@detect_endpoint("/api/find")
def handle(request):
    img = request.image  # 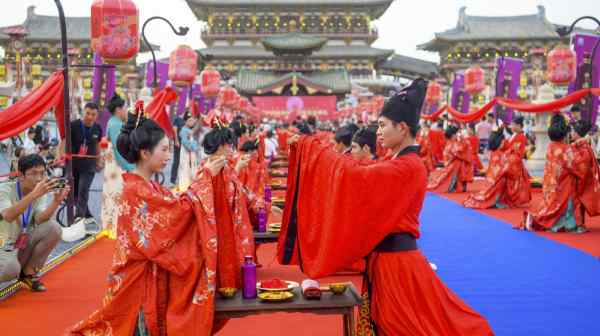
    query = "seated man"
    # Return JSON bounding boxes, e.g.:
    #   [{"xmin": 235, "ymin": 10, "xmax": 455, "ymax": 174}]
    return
[
  {"xmin": 0, "ymin": 154, "xmax": 68, "ymax": 291},
  {"xmin": 427, "ymin": 126, "xmax": 474, "ymax": 193}
]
